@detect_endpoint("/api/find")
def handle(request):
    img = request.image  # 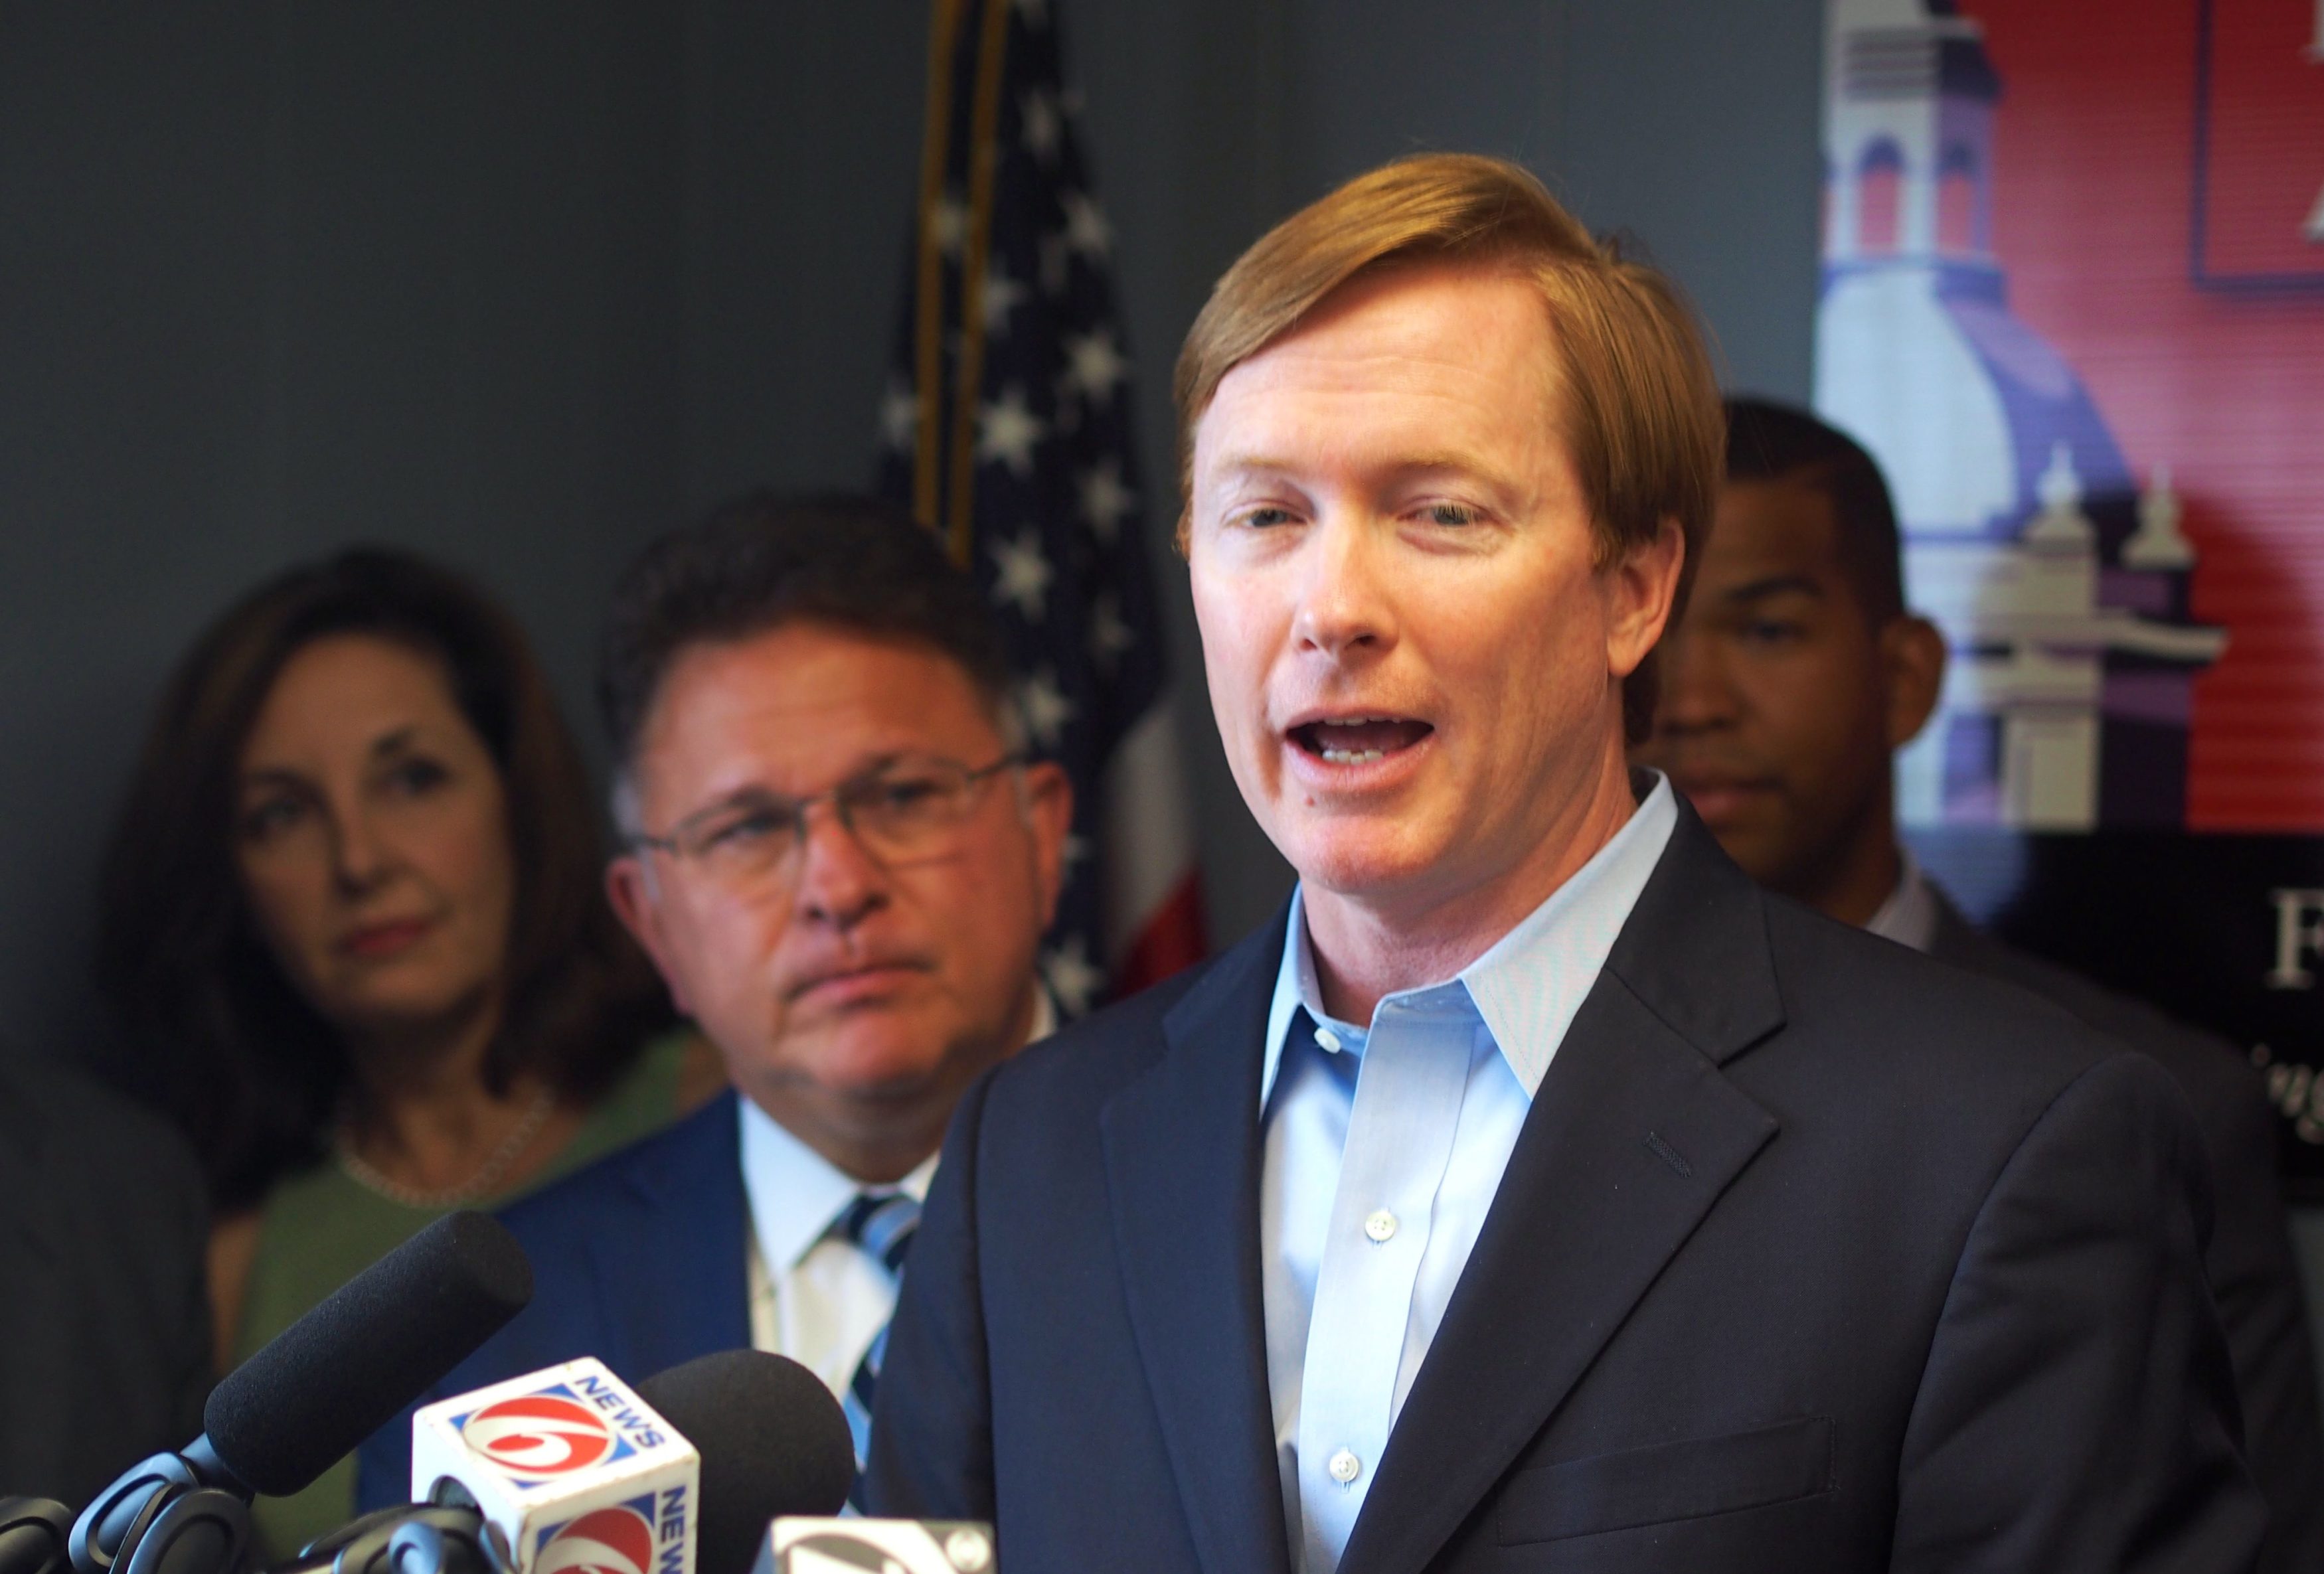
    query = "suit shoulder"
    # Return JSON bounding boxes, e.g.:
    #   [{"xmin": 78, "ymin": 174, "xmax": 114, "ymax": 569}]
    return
[
  {"xmin": 1933, "ymin": 928, "xmax": 2274, "ymax": 1168},
  {"xmin": 988, "ymin": 959, "xmax": 1213, "ymax": 1107},
  {"xmin": 495, "ymin": 1091, "xmax": 736, "ymax": 1245},
  {"xmin": 1756, "ymin": 894, "xmax": 2126, "ymax": 1092}
]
